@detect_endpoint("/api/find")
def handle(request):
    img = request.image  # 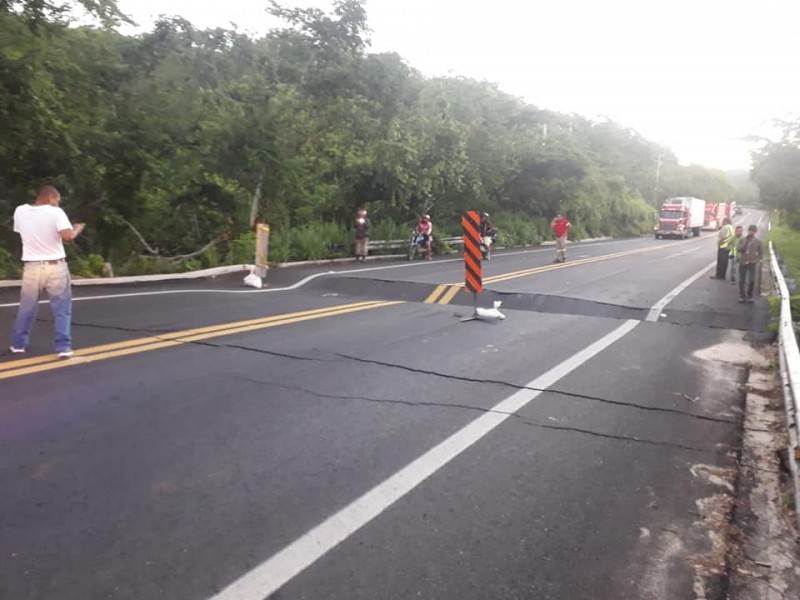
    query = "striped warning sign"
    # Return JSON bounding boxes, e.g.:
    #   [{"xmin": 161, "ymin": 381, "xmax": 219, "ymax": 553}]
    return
[{"xmin": 462, "ymin": 211, "xmax": 483, "ymax": 293}]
